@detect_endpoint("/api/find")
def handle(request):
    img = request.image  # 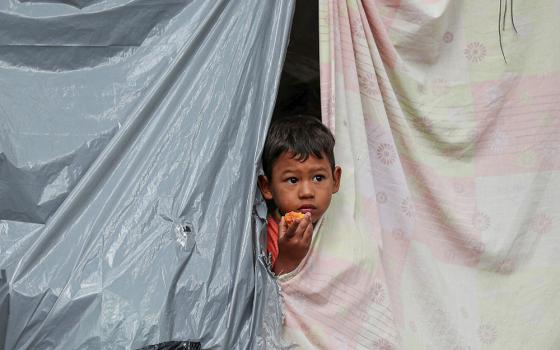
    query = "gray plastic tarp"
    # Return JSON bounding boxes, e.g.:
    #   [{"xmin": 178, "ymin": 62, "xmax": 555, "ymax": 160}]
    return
[{"xmin": 0, "ymin": 0, "xmax": 294, "ymax": 348}]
